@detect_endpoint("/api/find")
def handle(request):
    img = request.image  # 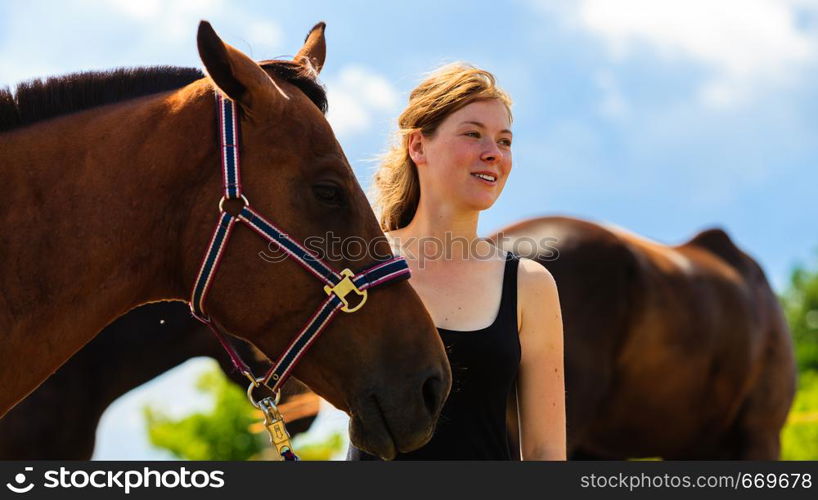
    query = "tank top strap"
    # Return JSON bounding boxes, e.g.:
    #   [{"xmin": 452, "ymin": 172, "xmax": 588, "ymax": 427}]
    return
[{"xmin": 496, "ymin": 252, "xmax": 520, "ymax": 331}]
